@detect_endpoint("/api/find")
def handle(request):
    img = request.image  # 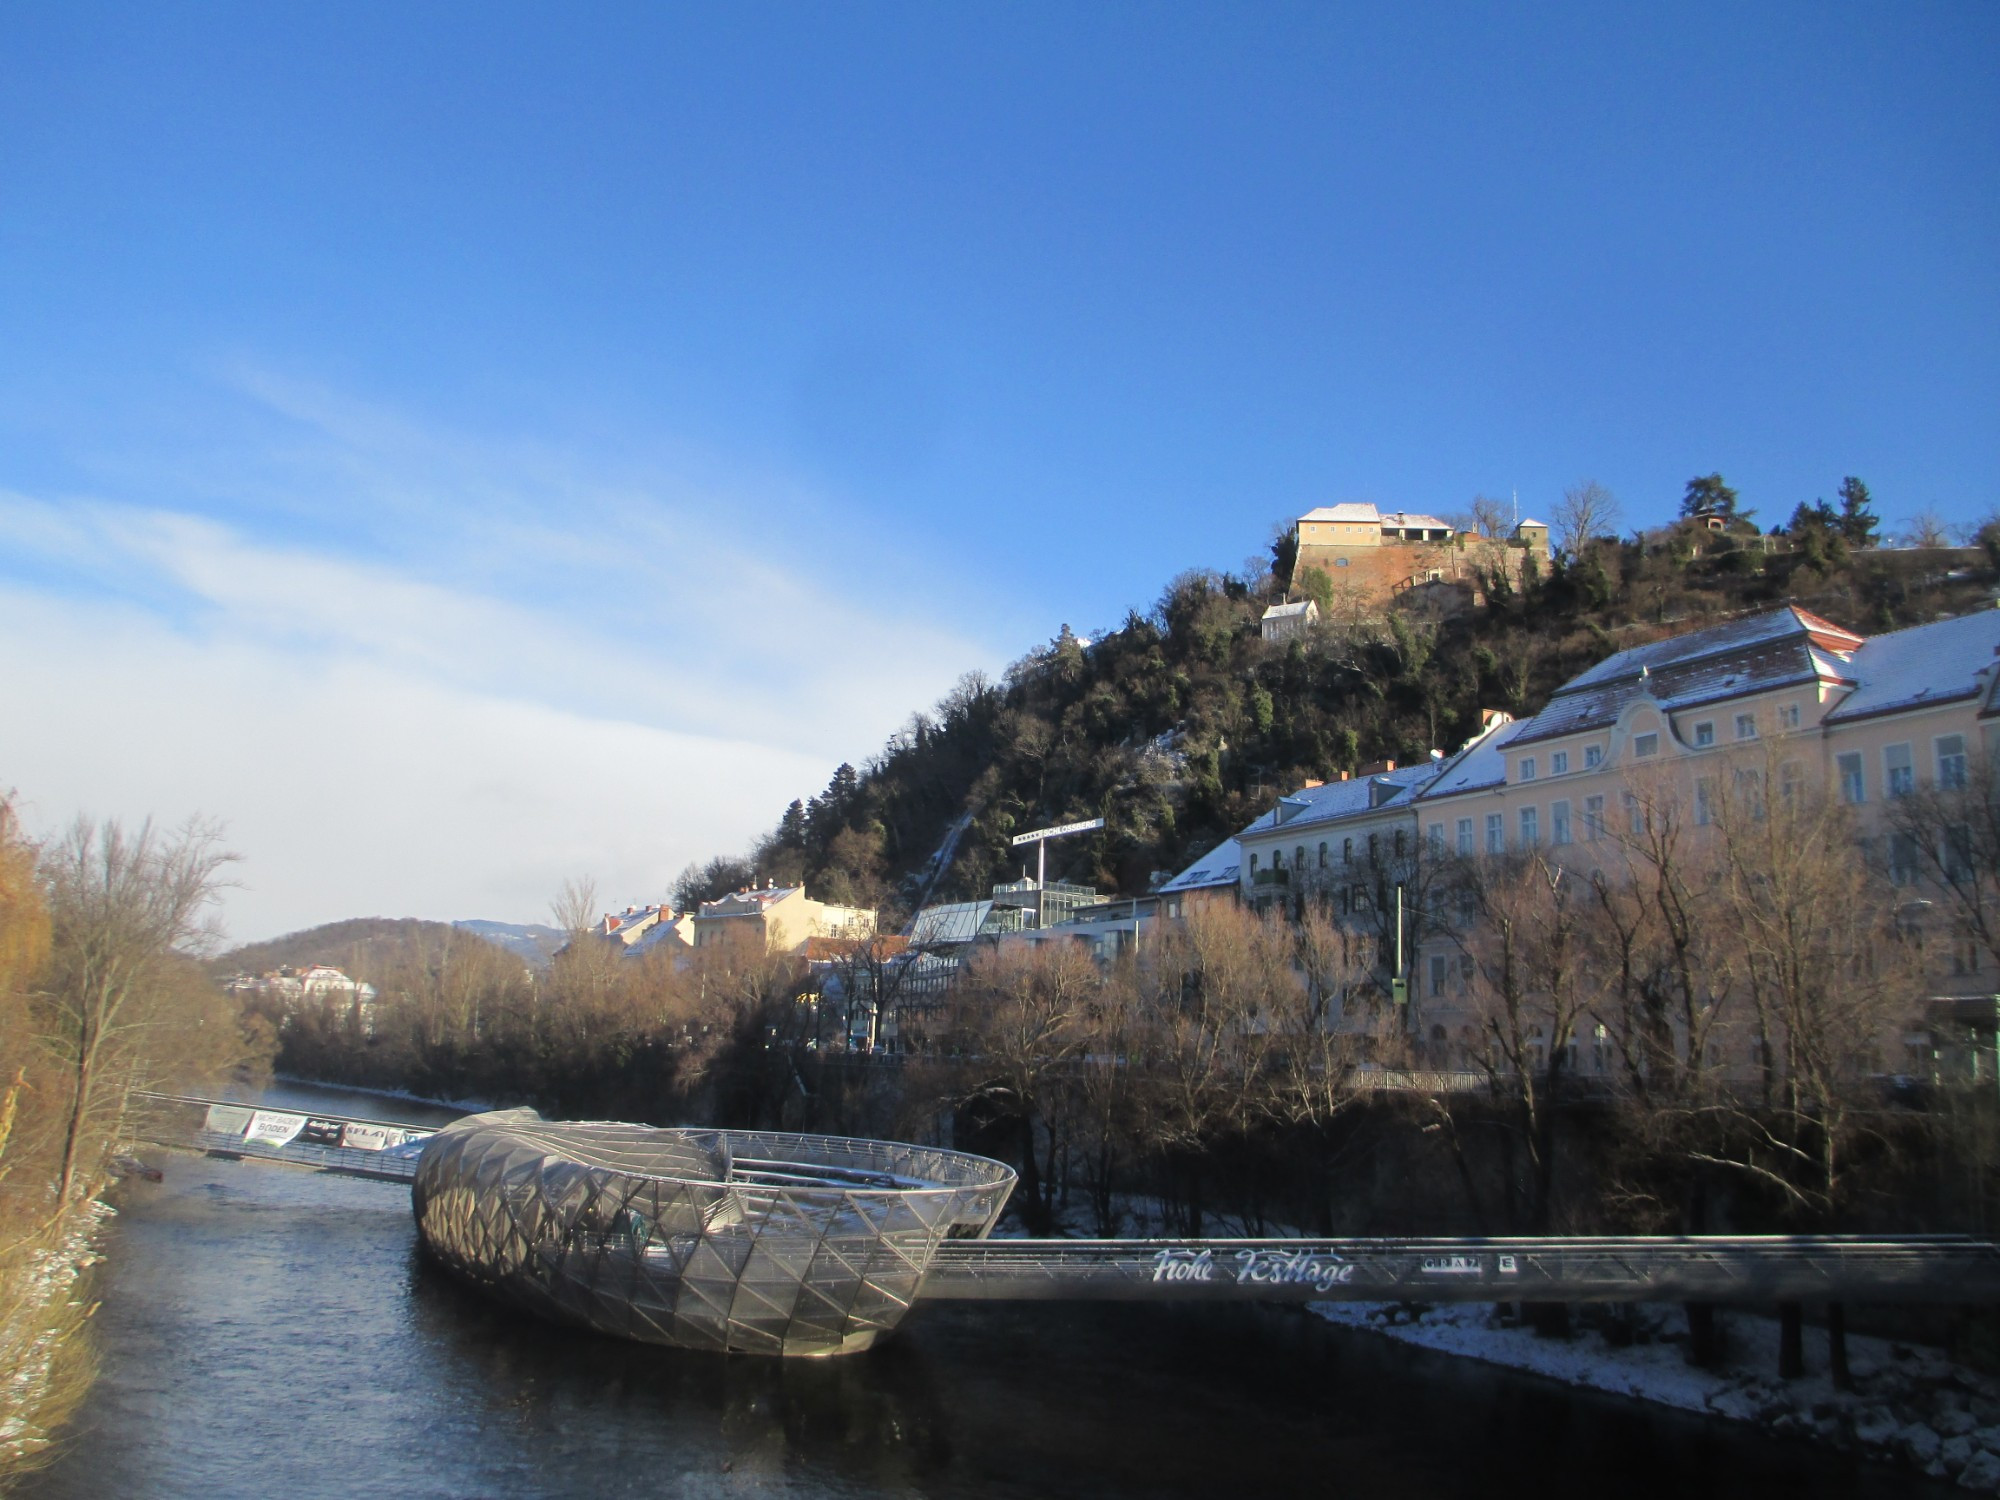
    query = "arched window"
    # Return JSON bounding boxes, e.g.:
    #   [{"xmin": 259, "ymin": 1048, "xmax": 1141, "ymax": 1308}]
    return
[
  {"xmin": 1274, "ymin": 848, "xmax": 1285, "ymax": 869},
  {"xmin": 1249, "ymin": 853, "xmax": 1259, "ymax": 872},
  {"xmin": 1343, "ymin": 837, "xmax": 1353, "ymax": 864},
  {"xmin": 1295, "ymin": 845, "xmax": 1306, "ymax": 872},
  {"xmin": 1318, "ymin": 843, "xmax": 1328, "ymax": 868}
]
